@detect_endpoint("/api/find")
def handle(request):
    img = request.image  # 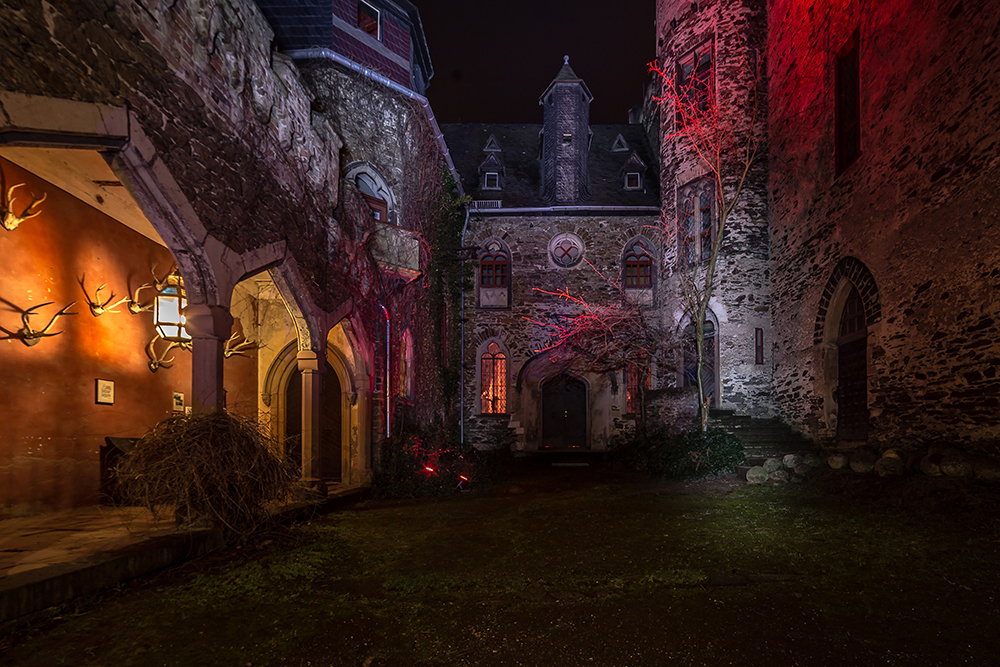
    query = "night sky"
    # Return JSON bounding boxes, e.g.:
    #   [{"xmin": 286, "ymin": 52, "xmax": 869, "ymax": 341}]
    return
[{"xmin": 416, "ymin": 0, "xmax": 658, "ymax": 125}]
